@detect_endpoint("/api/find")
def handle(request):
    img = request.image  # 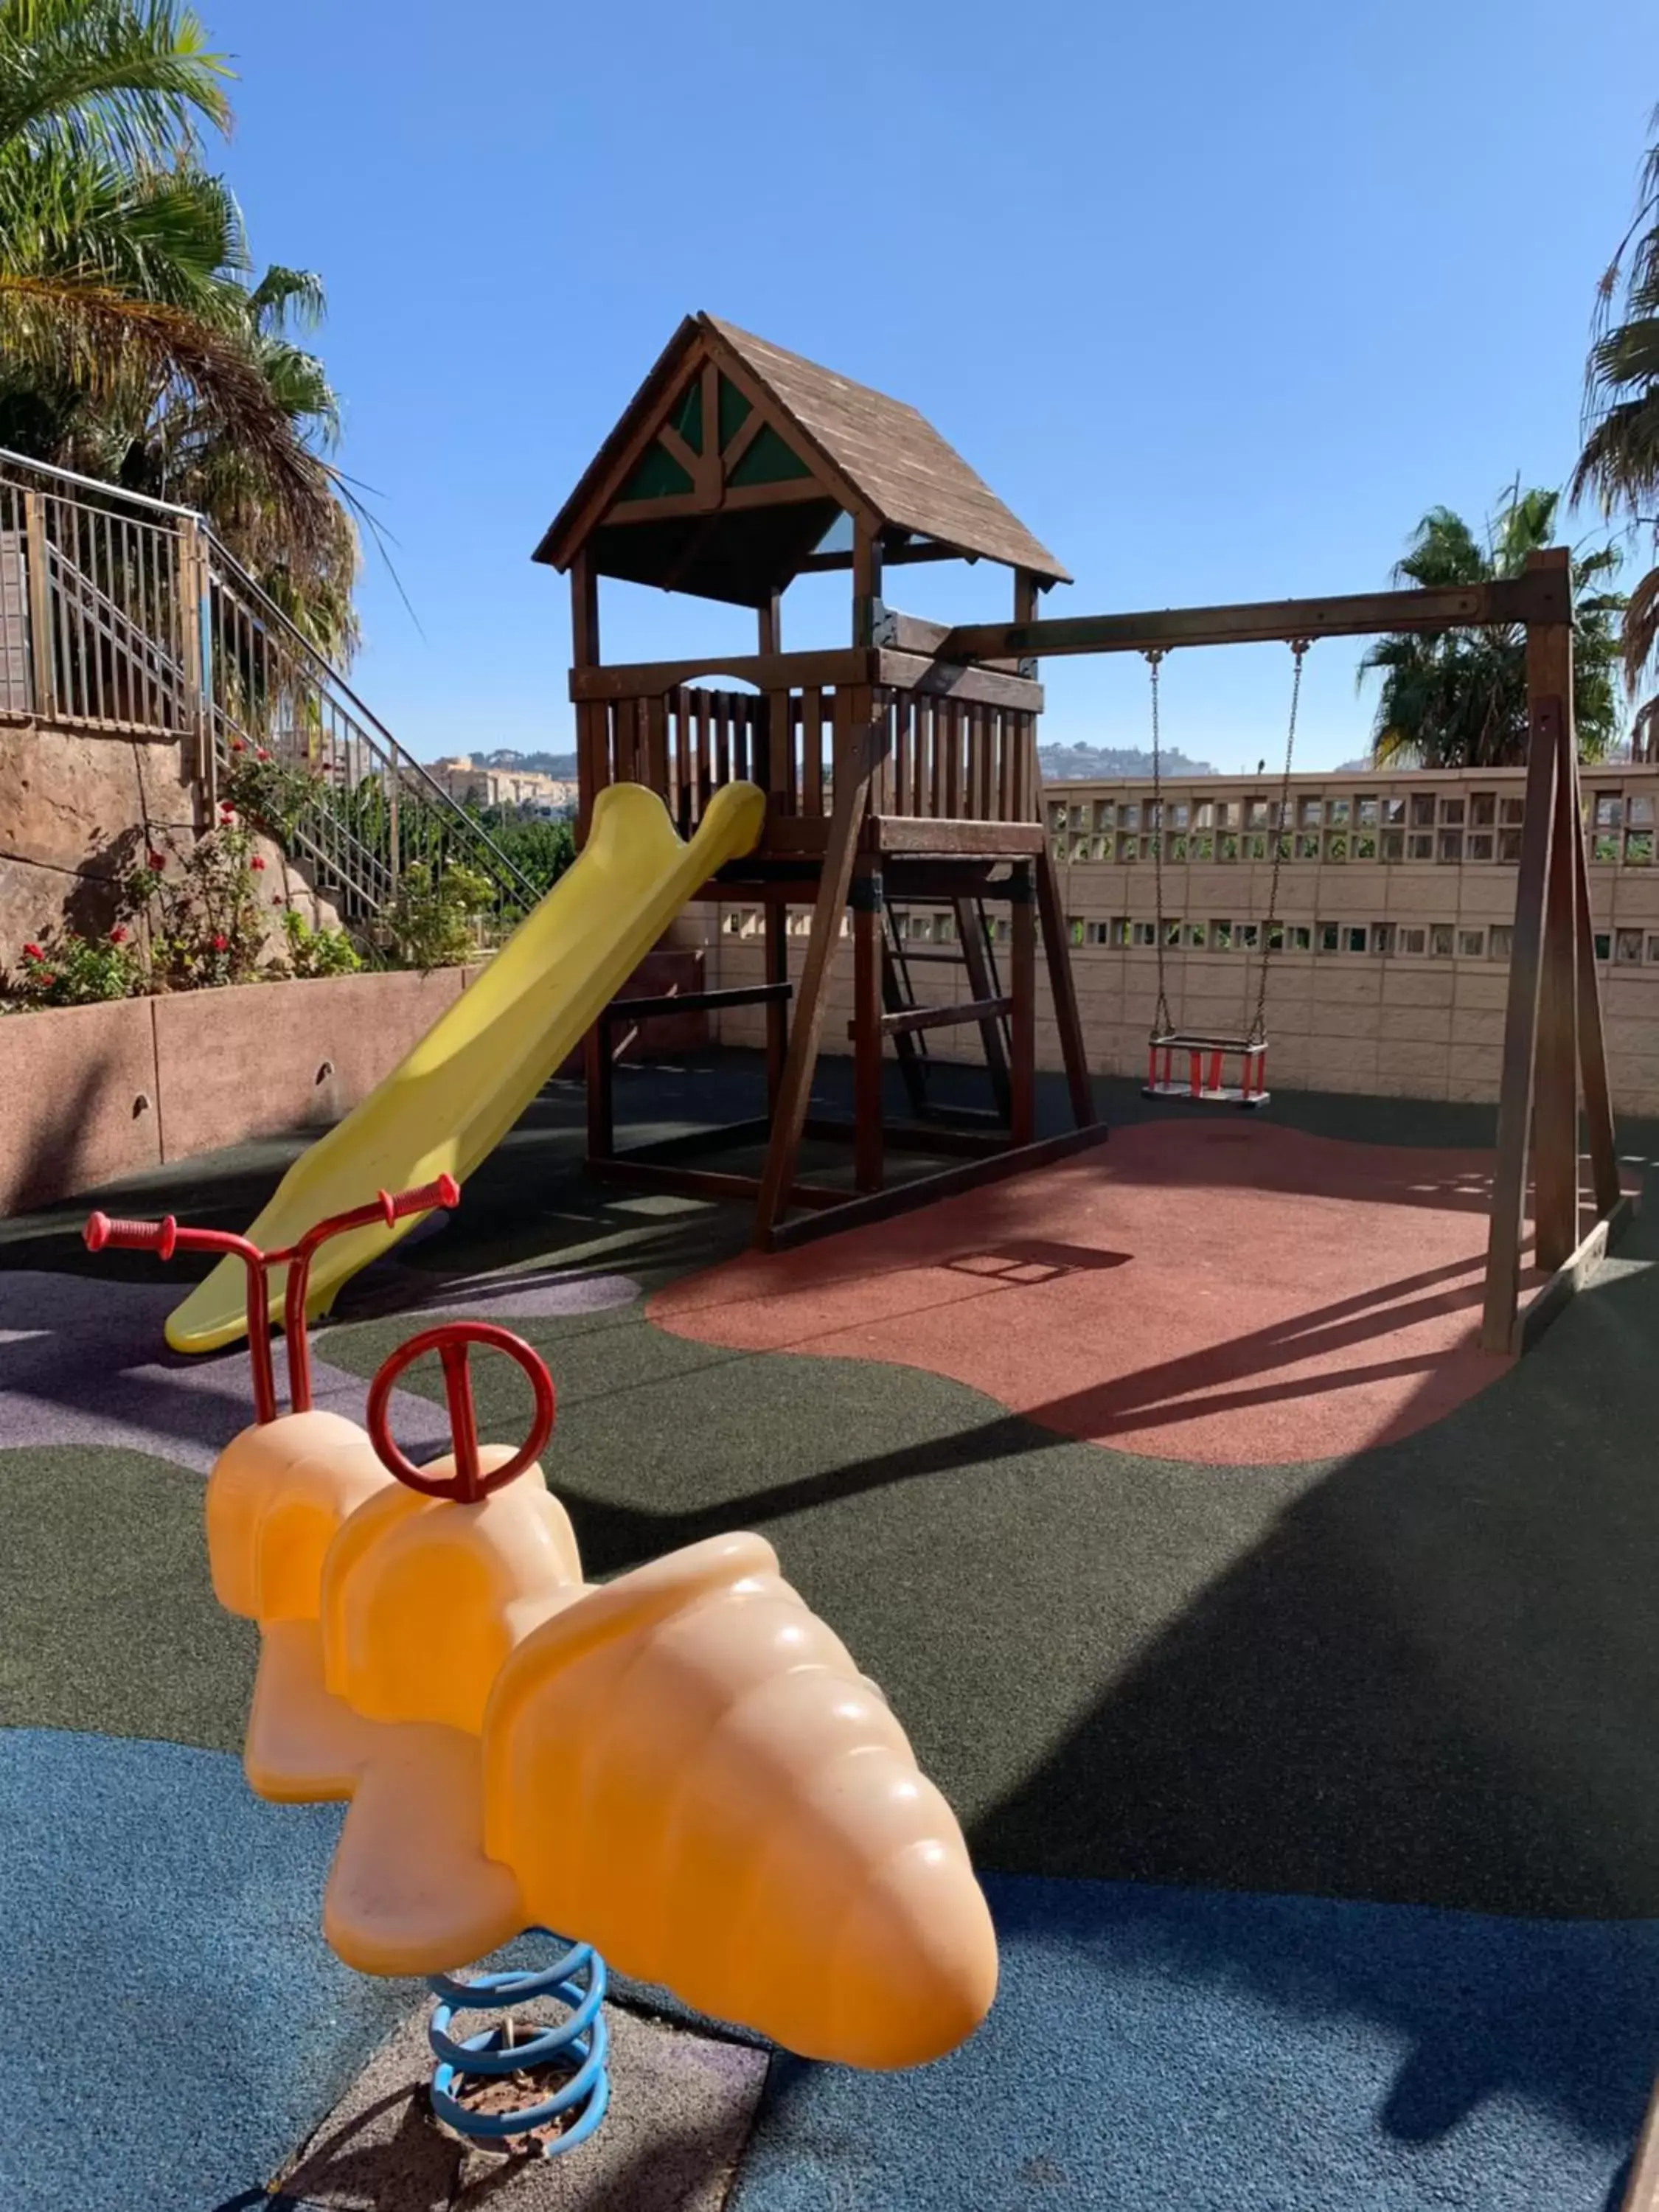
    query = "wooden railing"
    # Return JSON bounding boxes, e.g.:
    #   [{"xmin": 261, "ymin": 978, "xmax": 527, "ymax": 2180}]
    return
[{"xmin": 582, "ymin": 678, "xmax": 1041, "ymax": 840}]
